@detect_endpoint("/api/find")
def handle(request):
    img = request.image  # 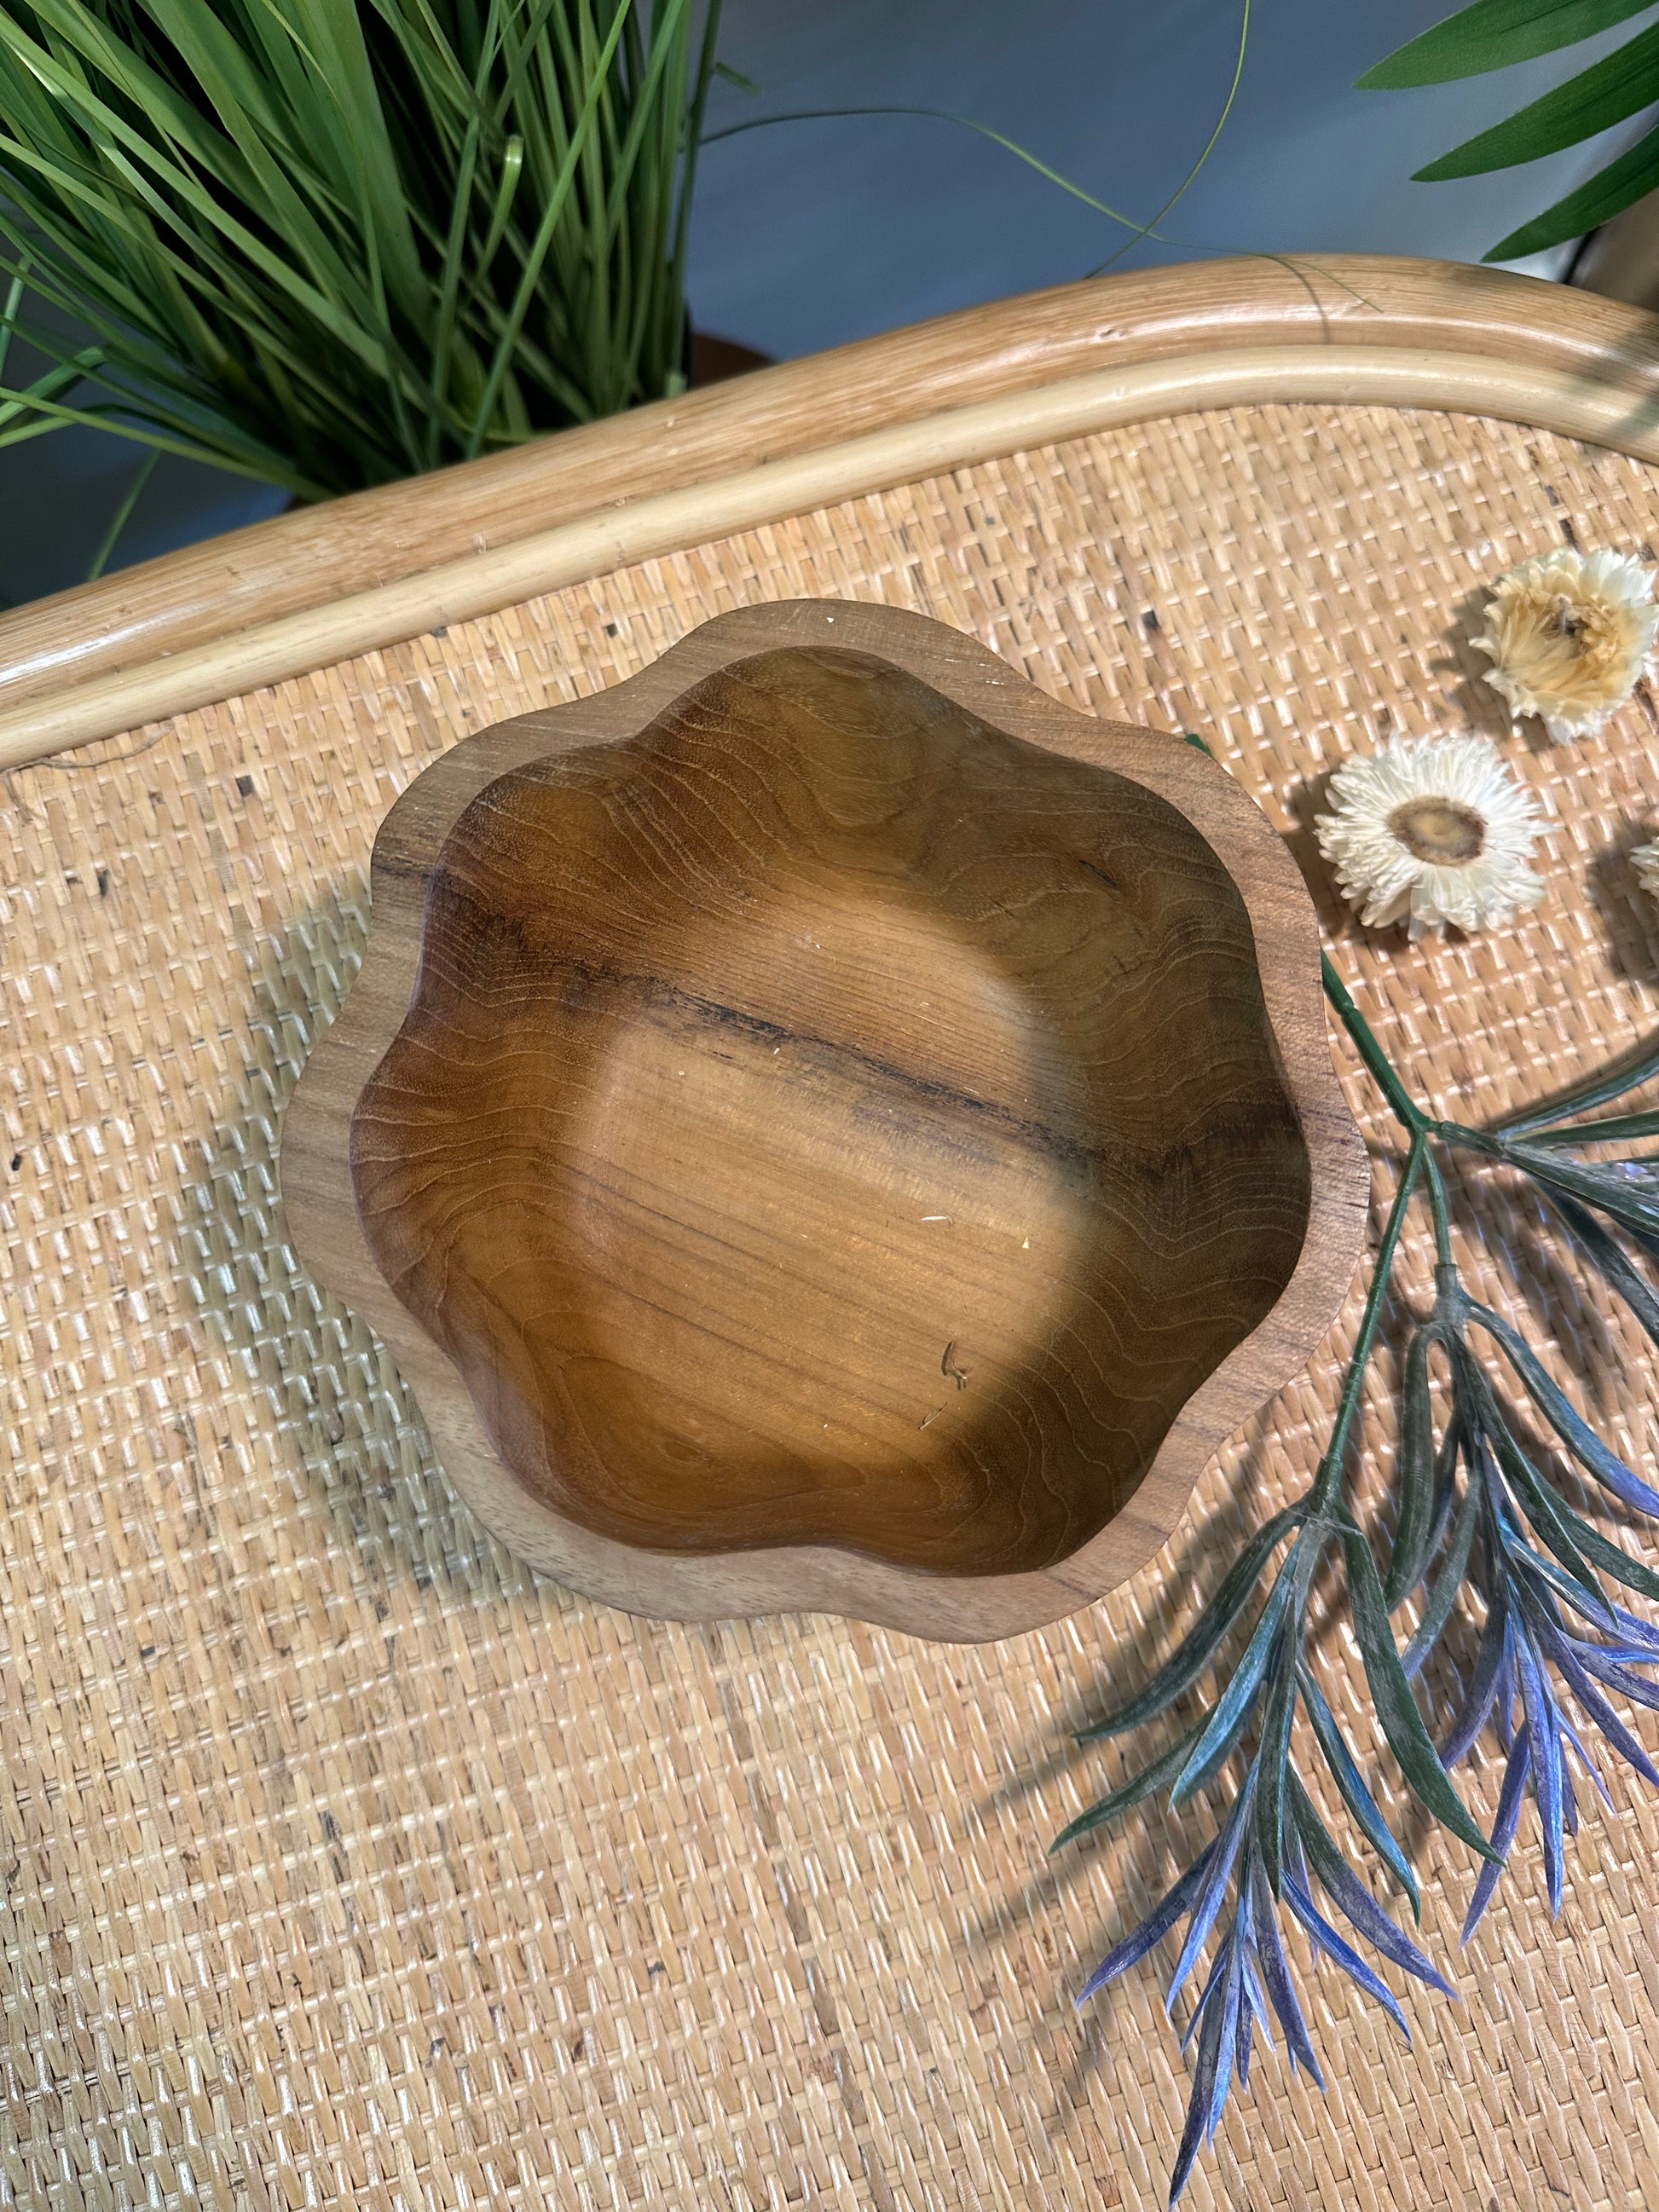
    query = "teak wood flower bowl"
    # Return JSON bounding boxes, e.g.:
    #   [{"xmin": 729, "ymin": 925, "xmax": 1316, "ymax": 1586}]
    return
[{"xmin": 280, "ymin": 602, "xmax": 1367, "ymax": 1640}]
